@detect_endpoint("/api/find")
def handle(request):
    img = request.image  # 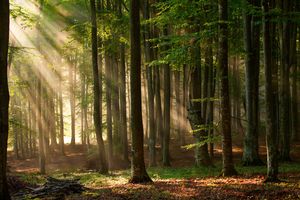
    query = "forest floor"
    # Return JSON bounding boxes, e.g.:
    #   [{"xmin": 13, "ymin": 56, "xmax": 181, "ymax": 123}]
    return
[{"xmin": 7, "ymin": 138, "xmax": 300, "ymax": 200}]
